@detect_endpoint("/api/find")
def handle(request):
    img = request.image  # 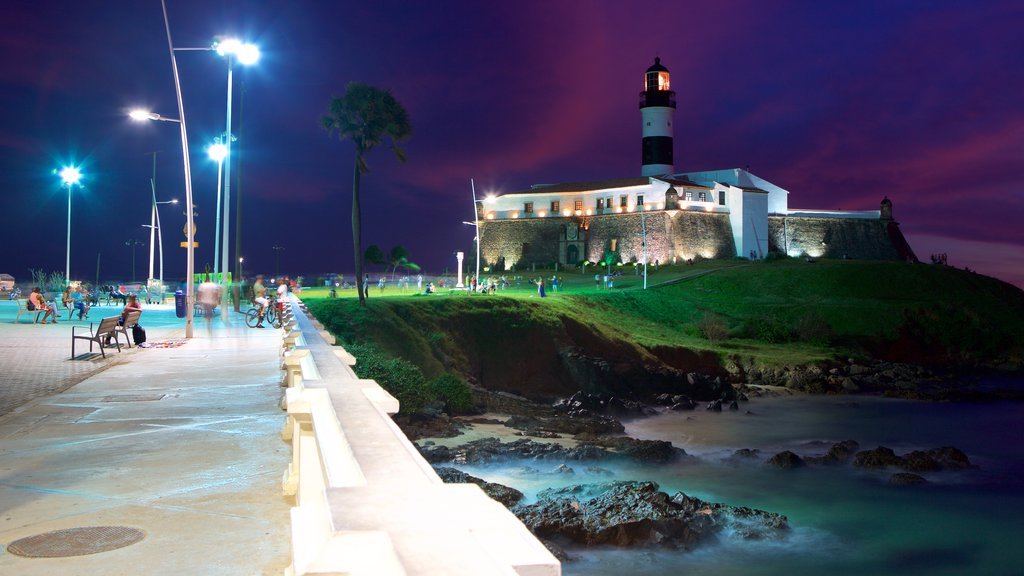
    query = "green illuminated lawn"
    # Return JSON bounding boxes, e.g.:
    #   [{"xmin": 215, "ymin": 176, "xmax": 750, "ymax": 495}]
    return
[{"xmin": 304, "ymin": 259, "xmax": 1024, "ymax": 378}]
